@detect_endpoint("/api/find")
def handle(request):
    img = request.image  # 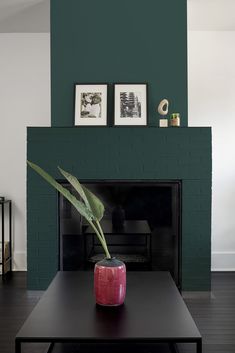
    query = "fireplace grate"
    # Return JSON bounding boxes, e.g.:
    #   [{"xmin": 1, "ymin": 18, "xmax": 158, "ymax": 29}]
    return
[{"xmin": 89, "ymin": 253, "xmax": 149, "ymax": 264}]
